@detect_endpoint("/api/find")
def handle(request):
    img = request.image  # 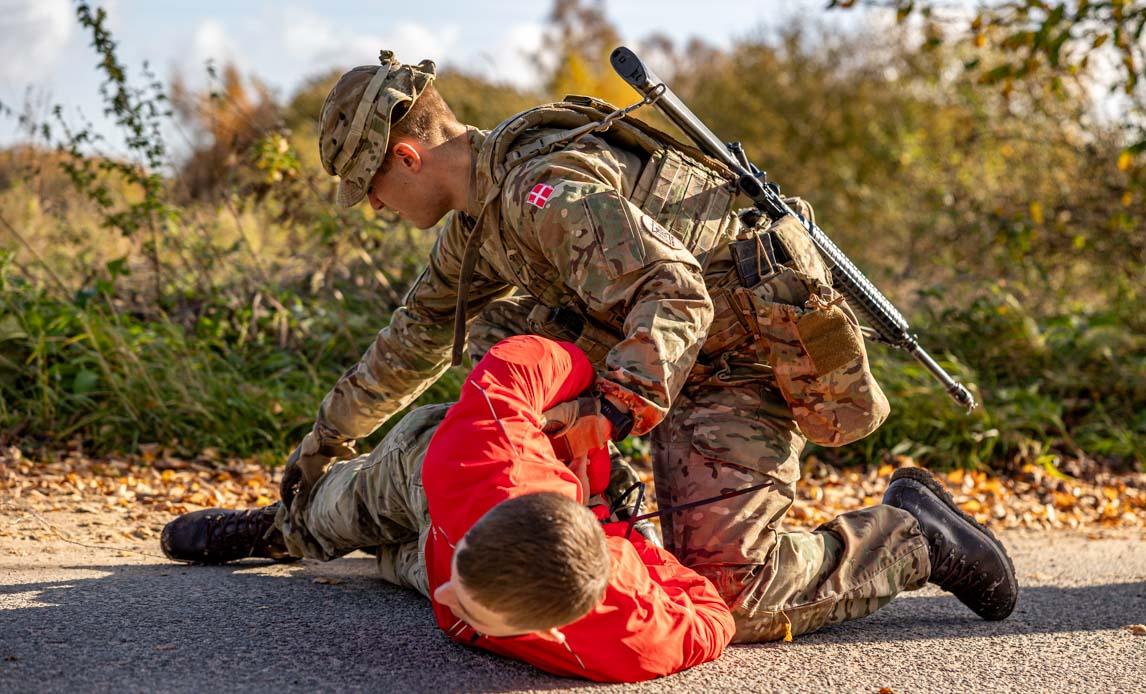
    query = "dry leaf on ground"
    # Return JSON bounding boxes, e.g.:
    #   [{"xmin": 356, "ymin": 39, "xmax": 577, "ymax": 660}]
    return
[{"xmin": 3, "ymin": 446, "xmax": 1144, "ymax": 551}]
